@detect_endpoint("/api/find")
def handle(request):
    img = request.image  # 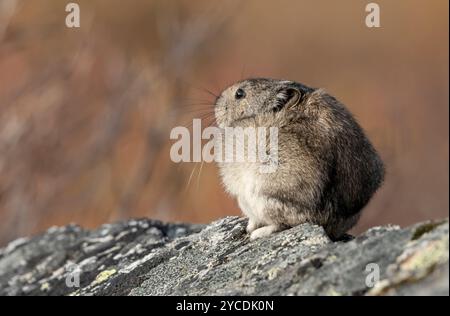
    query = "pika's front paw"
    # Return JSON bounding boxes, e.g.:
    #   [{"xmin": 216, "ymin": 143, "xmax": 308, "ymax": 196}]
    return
[
  {"xmin": 249, "ymin": 225, "xmax": 281, "ymax": 240},
  {"xmin": 246, "ymin": 220, "xmax": 260, "ymax": 234}
]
